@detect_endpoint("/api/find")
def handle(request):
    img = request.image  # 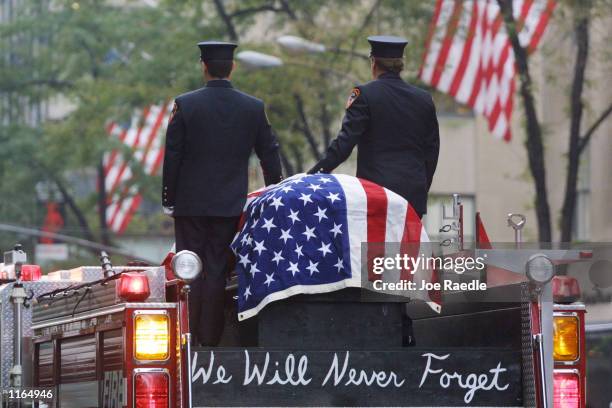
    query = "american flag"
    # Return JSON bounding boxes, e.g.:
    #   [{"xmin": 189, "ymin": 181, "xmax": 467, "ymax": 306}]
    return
[
  {"xmin": 231, "ymin": 174, "xmax": 441, "ymax": 321},
  {"xmin": 419, "ymin": 0, "xmax": 555, "ymax": 141},
  {"xmin": 103, "ymin": 102, "xmax": 173, "ymax": 234}
]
